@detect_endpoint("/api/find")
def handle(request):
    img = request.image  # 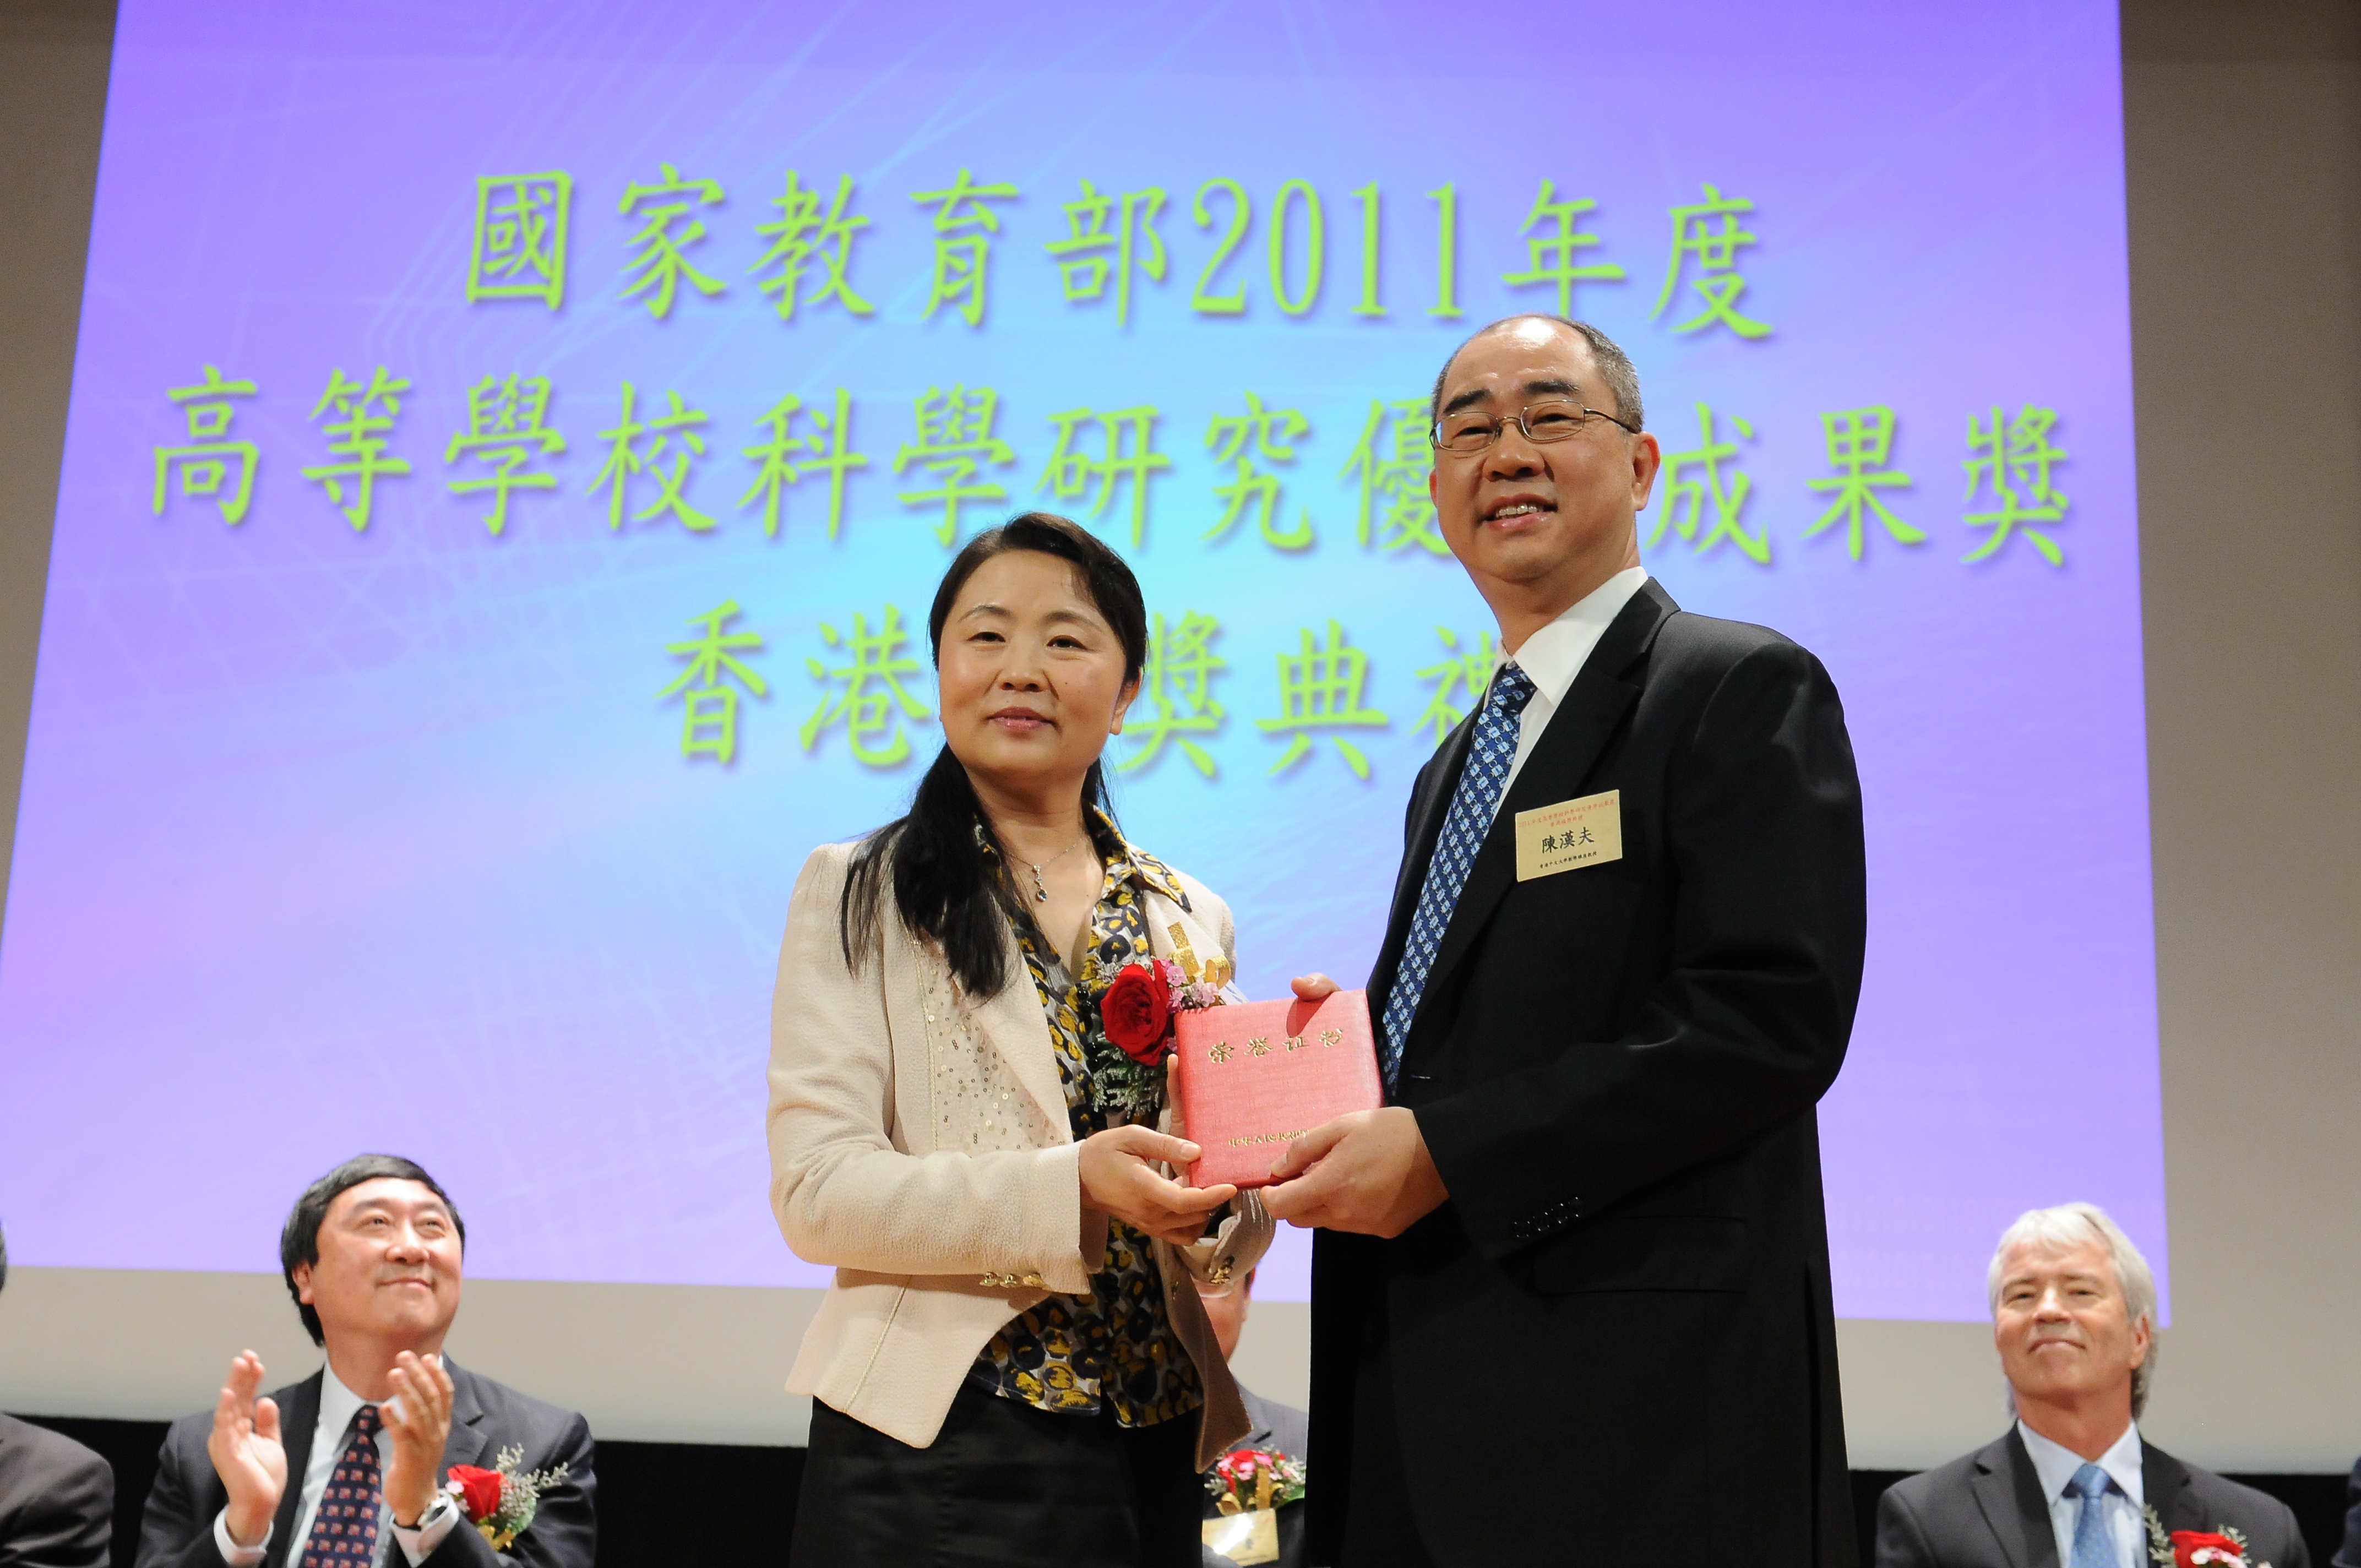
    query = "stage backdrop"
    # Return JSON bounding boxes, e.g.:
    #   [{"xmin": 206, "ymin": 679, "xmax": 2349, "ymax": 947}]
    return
[{"xmin": 0, "ymin": 0, "xmax": 2161, "ymax": 1319}]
